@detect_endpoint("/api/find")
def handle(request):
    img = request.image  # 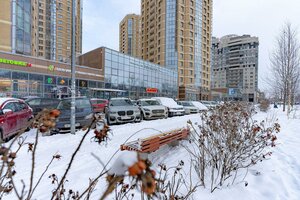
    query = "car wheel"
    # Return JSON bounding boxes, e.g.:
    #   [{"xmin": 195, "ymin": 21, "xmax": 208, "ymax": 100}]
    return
[{"xmin": 0, "ymin": 130, "xmax": 8, "ymax": 143}]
